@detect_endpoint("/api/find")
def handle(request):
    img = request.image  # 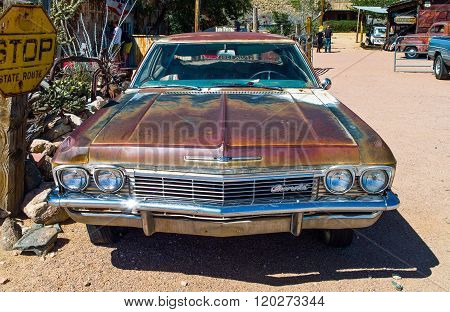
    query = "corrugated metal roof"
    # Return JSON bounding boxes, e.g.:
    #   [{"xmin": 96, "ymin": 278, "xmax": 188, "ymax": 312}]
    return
[{"xmin": 353, "ymin": 6, "xmax": 388, "ymax": 14}]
